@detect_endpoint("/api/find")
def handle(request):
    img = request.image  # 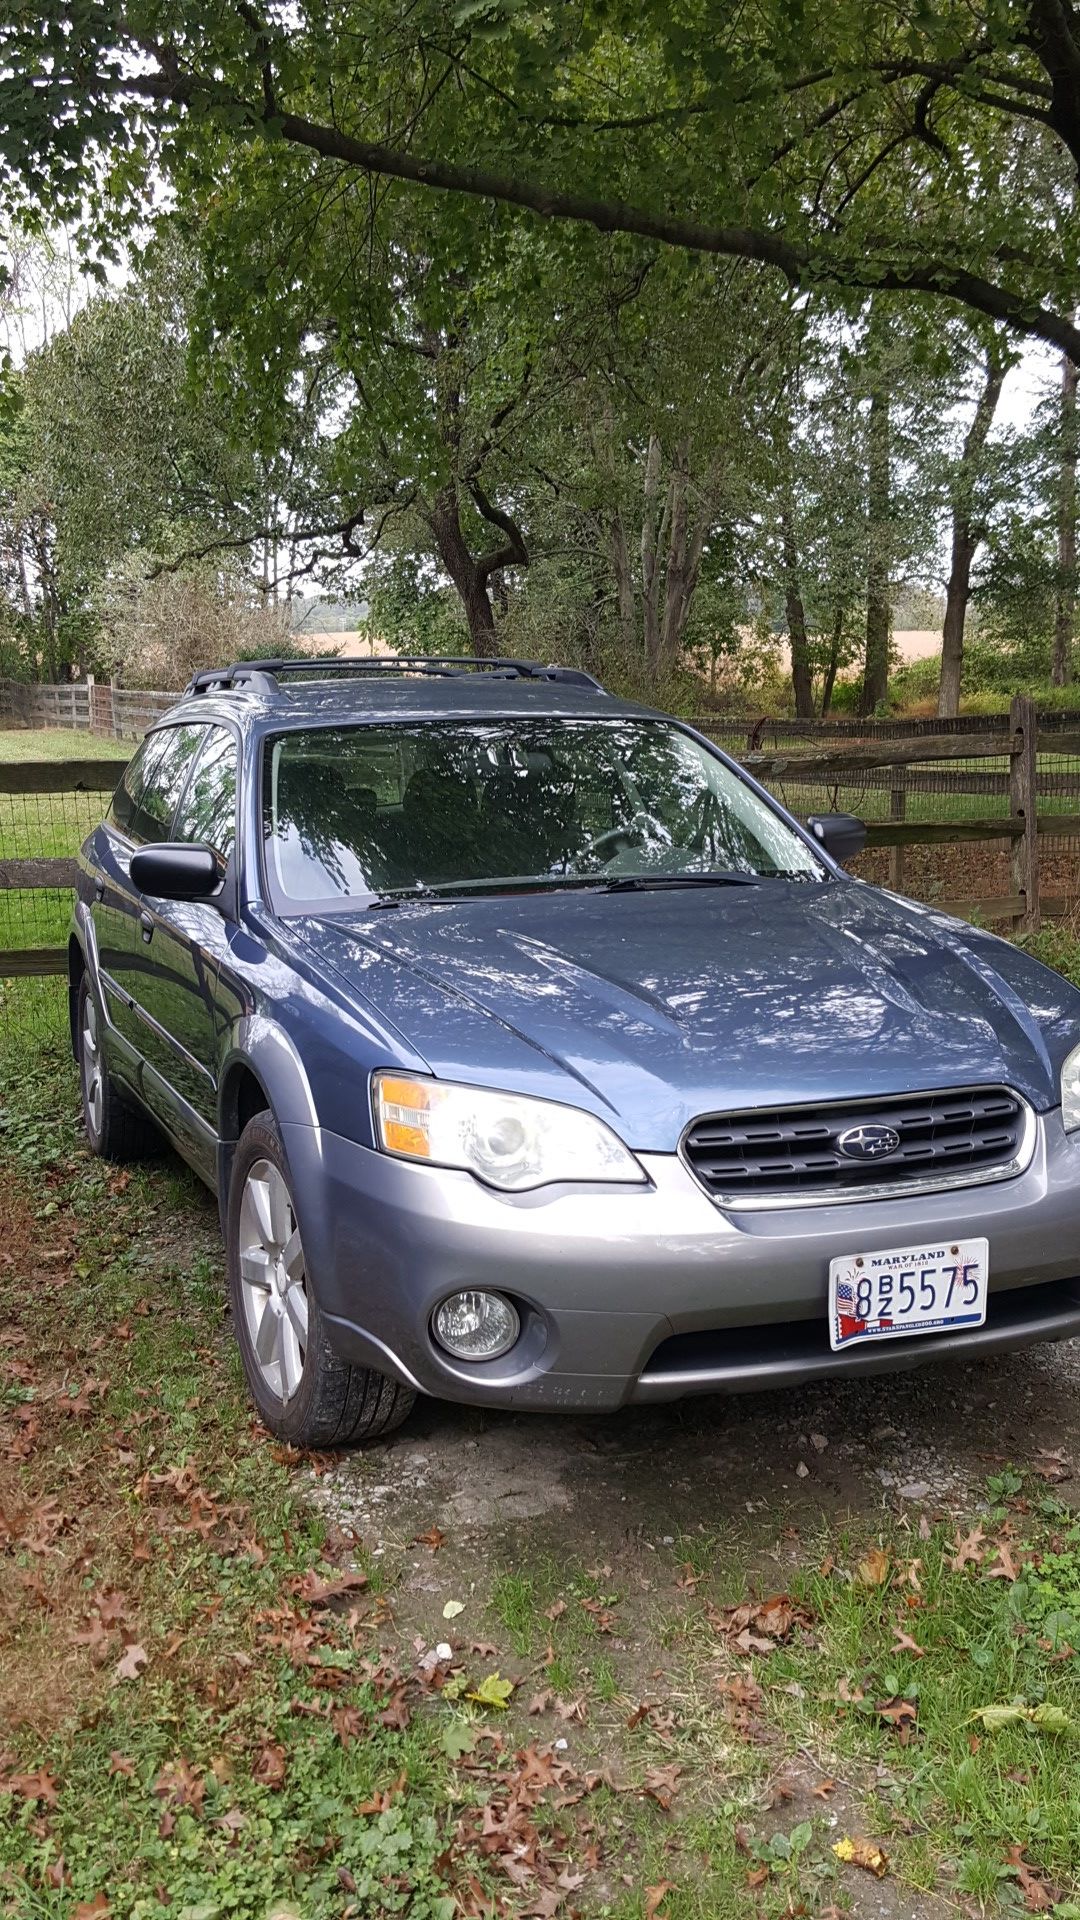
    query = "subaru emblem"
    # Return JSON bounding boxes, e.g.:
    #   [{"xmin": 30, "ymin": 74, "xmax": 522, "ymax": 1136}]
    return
[{"xmin": 837, "ymin": 1123, "xmax": 901, "ymax": 1161}]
